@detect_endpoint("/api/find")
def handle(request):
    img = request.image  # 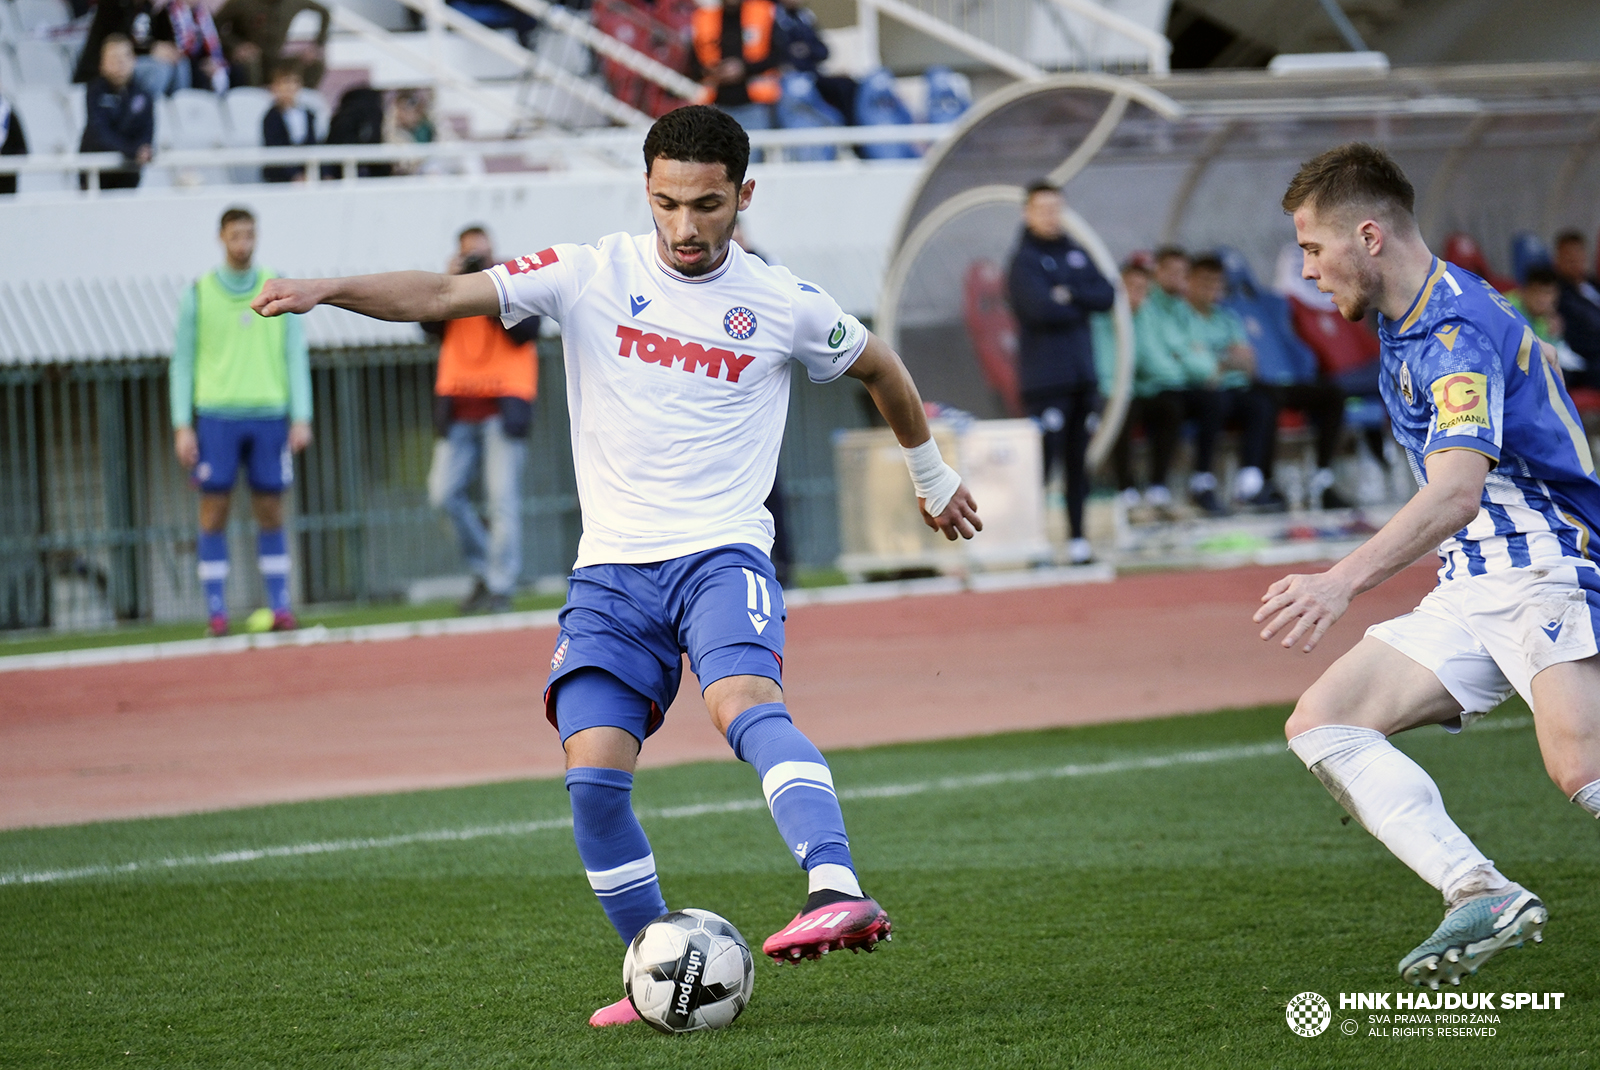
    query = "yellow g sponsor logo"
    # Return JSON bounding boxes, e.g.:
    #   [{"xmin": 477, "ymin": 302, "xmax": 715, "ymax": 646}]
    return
[{"xmin": 1430, "ymin": 371, "xmax": 1491, "ymax": 431}]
